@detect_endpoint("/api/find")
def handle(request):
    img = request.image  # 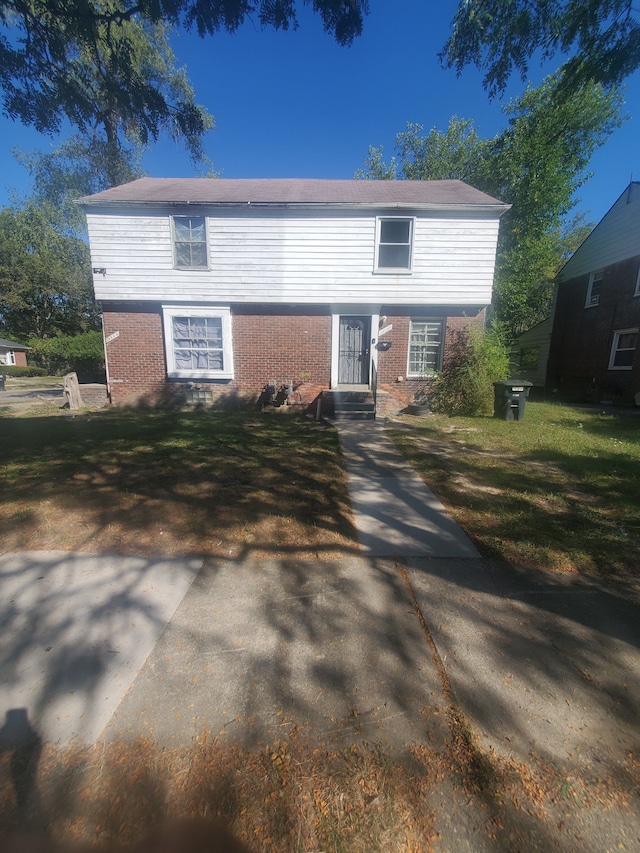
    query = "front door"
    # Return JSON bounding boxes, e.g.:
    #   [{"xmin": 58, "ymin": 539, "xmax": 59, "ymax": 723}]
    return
[{"xmin": 338, "ymin": 316, "xmax": 371, "ymax": 385}]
